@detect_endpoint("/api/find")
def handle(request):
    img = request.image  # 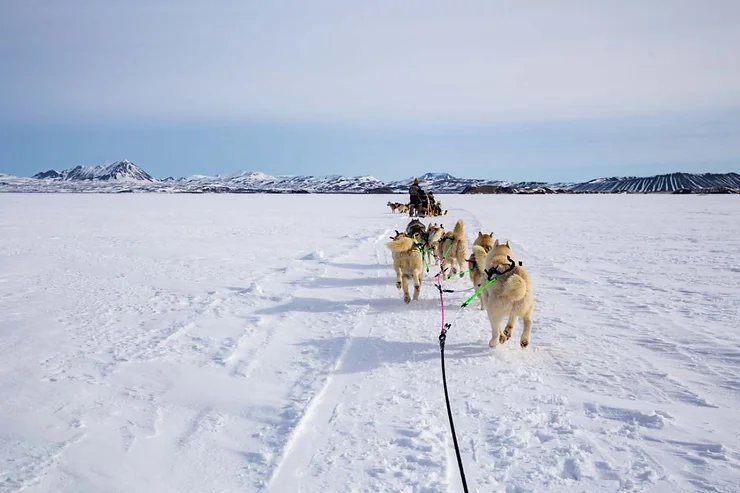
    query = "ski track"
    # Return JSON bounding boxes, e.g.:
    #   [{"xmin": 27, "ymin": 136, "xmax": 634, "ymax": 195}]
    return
[{"xmin": 0, "ymin": 194, "xmax": 739, "ymax": 493}]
